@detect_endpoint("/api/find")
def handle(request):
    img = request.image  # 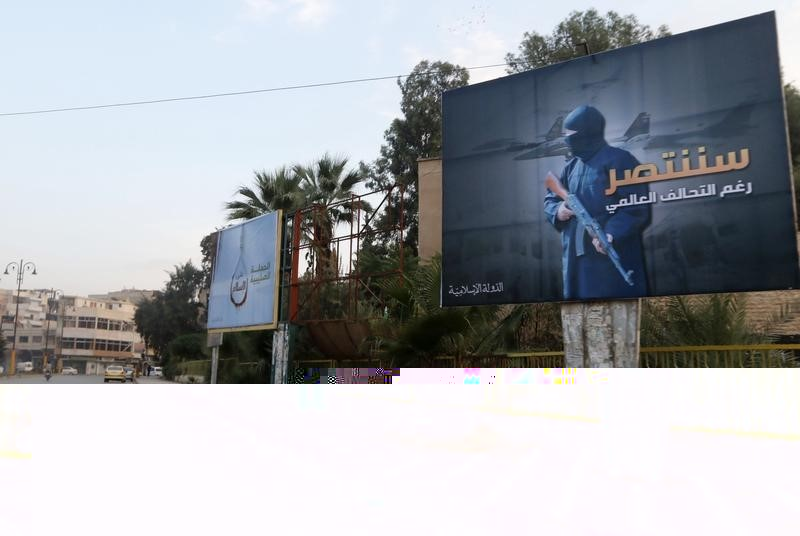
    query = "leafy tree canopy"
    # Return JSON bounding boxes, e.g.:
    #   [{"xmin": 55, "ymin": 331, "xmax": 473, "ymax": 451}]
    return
[
  {"xmin": 134, "ymin": 261, "xmax": 205, "ymax": 357},
  {"xmin": 505, "ymin": 9, "xmax": 670, "ymax": 73},
  {"xmin": 365, "ymin": 60, "xmax": 470, "ymax": 255}
]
